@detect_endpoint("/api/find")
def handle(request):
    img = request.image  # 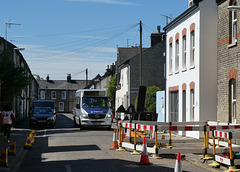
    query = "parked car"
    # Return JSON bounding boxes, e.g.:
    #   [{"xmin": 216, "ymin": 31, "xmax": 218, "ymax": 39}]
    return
[{"xmin": 30, "ymin": 107, "xmax": 56, "ymax": 129}]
